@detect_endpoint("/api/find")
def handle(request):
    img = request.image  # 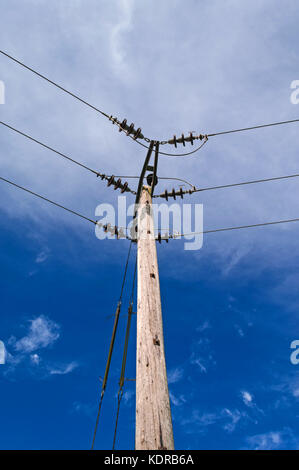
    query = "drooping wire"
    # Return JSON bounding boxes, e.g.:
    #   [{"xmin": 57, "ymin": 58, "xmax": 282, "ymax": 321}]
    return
[
  {"xmin": 153, "ymin": 172, "xmax": 299, "ymax": 199},
  {"xmin": 130, "ymin": 134, "xmax": 209, "ymax": 157},
  {"xmin": 2, "ymin": 50, "xmax": 299, "ymax": 155},
  {"xmin": 112, "ymin": 253, "xmax": 137, "ymax": 450},
  {"xmin": 91, "ymin": 241, "xmax": 133, "ymax": 450}
]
